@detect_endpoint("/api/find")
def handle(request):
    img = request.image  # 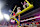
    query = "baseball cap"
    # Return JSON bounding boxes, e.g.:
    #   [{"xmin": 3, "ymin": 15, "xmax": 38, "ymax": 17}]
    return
[{"xmin": 17, "ymin": 7, "xmax": 21, "ymax": 10}]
